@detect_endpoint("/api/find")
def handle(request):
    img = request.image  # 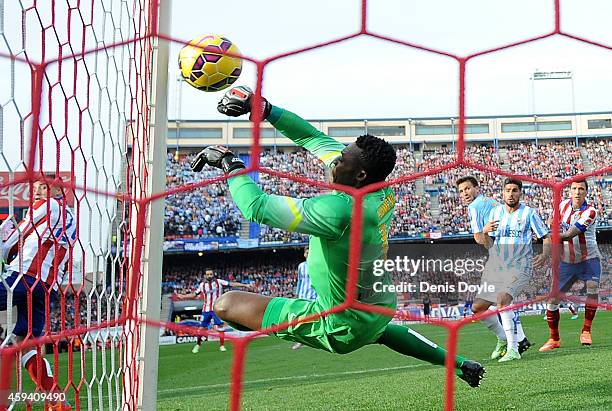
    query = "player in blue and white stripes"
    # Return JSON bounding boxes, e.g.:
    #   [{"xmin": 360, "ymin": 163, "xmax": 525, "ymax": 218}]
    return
[
  {"xmin": 291, "ymin": 247, "xmax": 316, "ymax": 349},
  {"xmin": 457, "ymin": 176, "xmax": 532, "ymax": 358},
  {"xmin": 296, "ymin": 248, "xmax": 317, "ymax": 301},
  {"xmin": 469, "ymin": 178, "xmax": 550, "ymax": 363}
]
